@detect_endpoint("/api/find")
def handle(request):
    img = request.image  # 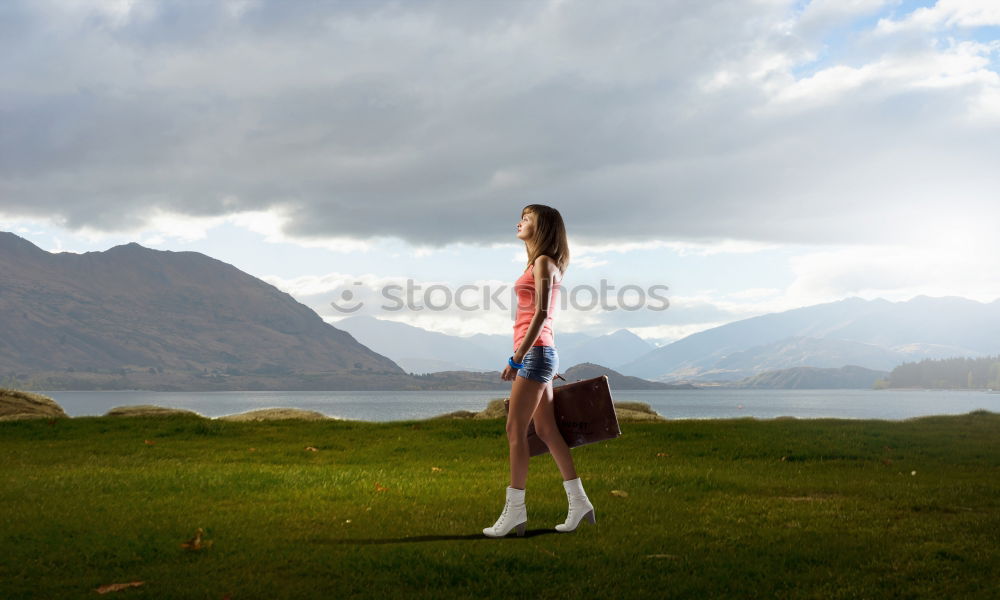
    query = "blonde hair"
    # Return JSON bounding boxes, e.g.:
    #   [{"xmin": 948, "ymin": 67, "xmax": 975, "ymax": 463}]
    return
[{"xmin": 521, "ymin": 204, "xmax": 570, "ymax": 276}]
